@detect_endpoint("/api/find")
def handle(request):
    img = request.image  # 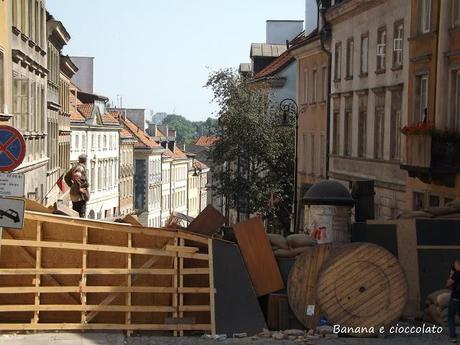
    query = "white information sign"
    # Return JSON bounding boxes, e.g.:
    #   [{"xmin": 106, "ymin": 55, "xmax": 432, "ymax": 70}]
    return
[
  {"xmin": 0, "ymin": 173, "xmax": 25, "ymax": 197},
  {"xmin": 0, "ymin": 197, "xmax": 25, "ymax": 229}
]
